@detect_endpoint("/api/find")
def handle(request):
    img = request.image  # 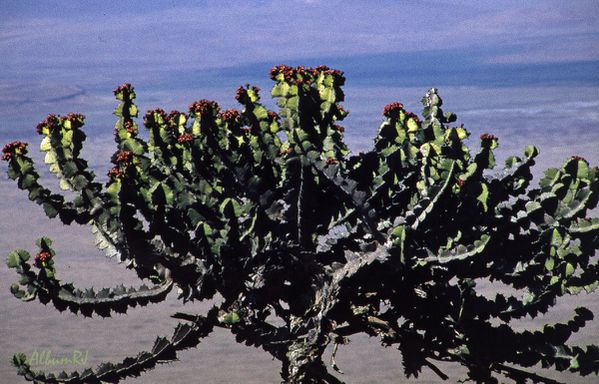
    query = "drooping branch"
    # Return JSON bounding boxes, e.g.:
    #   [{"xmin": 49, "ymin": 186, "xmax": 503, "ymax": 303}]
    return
[
  {"xmin": 7, "ymin": 239, "xmax": 173, "ymax": 317},
  {"xmin": 12, "ymin": 309, "xmax": 217, "ymax": 384}
]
